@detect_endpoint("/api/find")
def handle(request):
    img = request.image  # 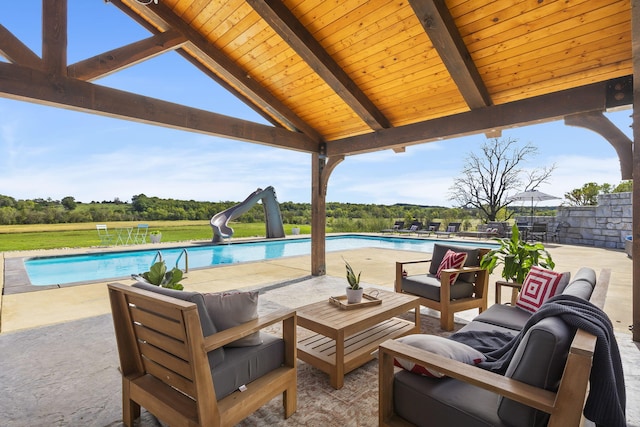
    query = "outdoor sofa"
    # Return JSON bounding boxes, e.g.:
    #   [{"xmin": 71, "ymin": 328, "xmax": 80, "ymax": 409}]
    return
[{"xmin": 380, "ymin": 267, "xmax": 621, "ymax": 427}]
